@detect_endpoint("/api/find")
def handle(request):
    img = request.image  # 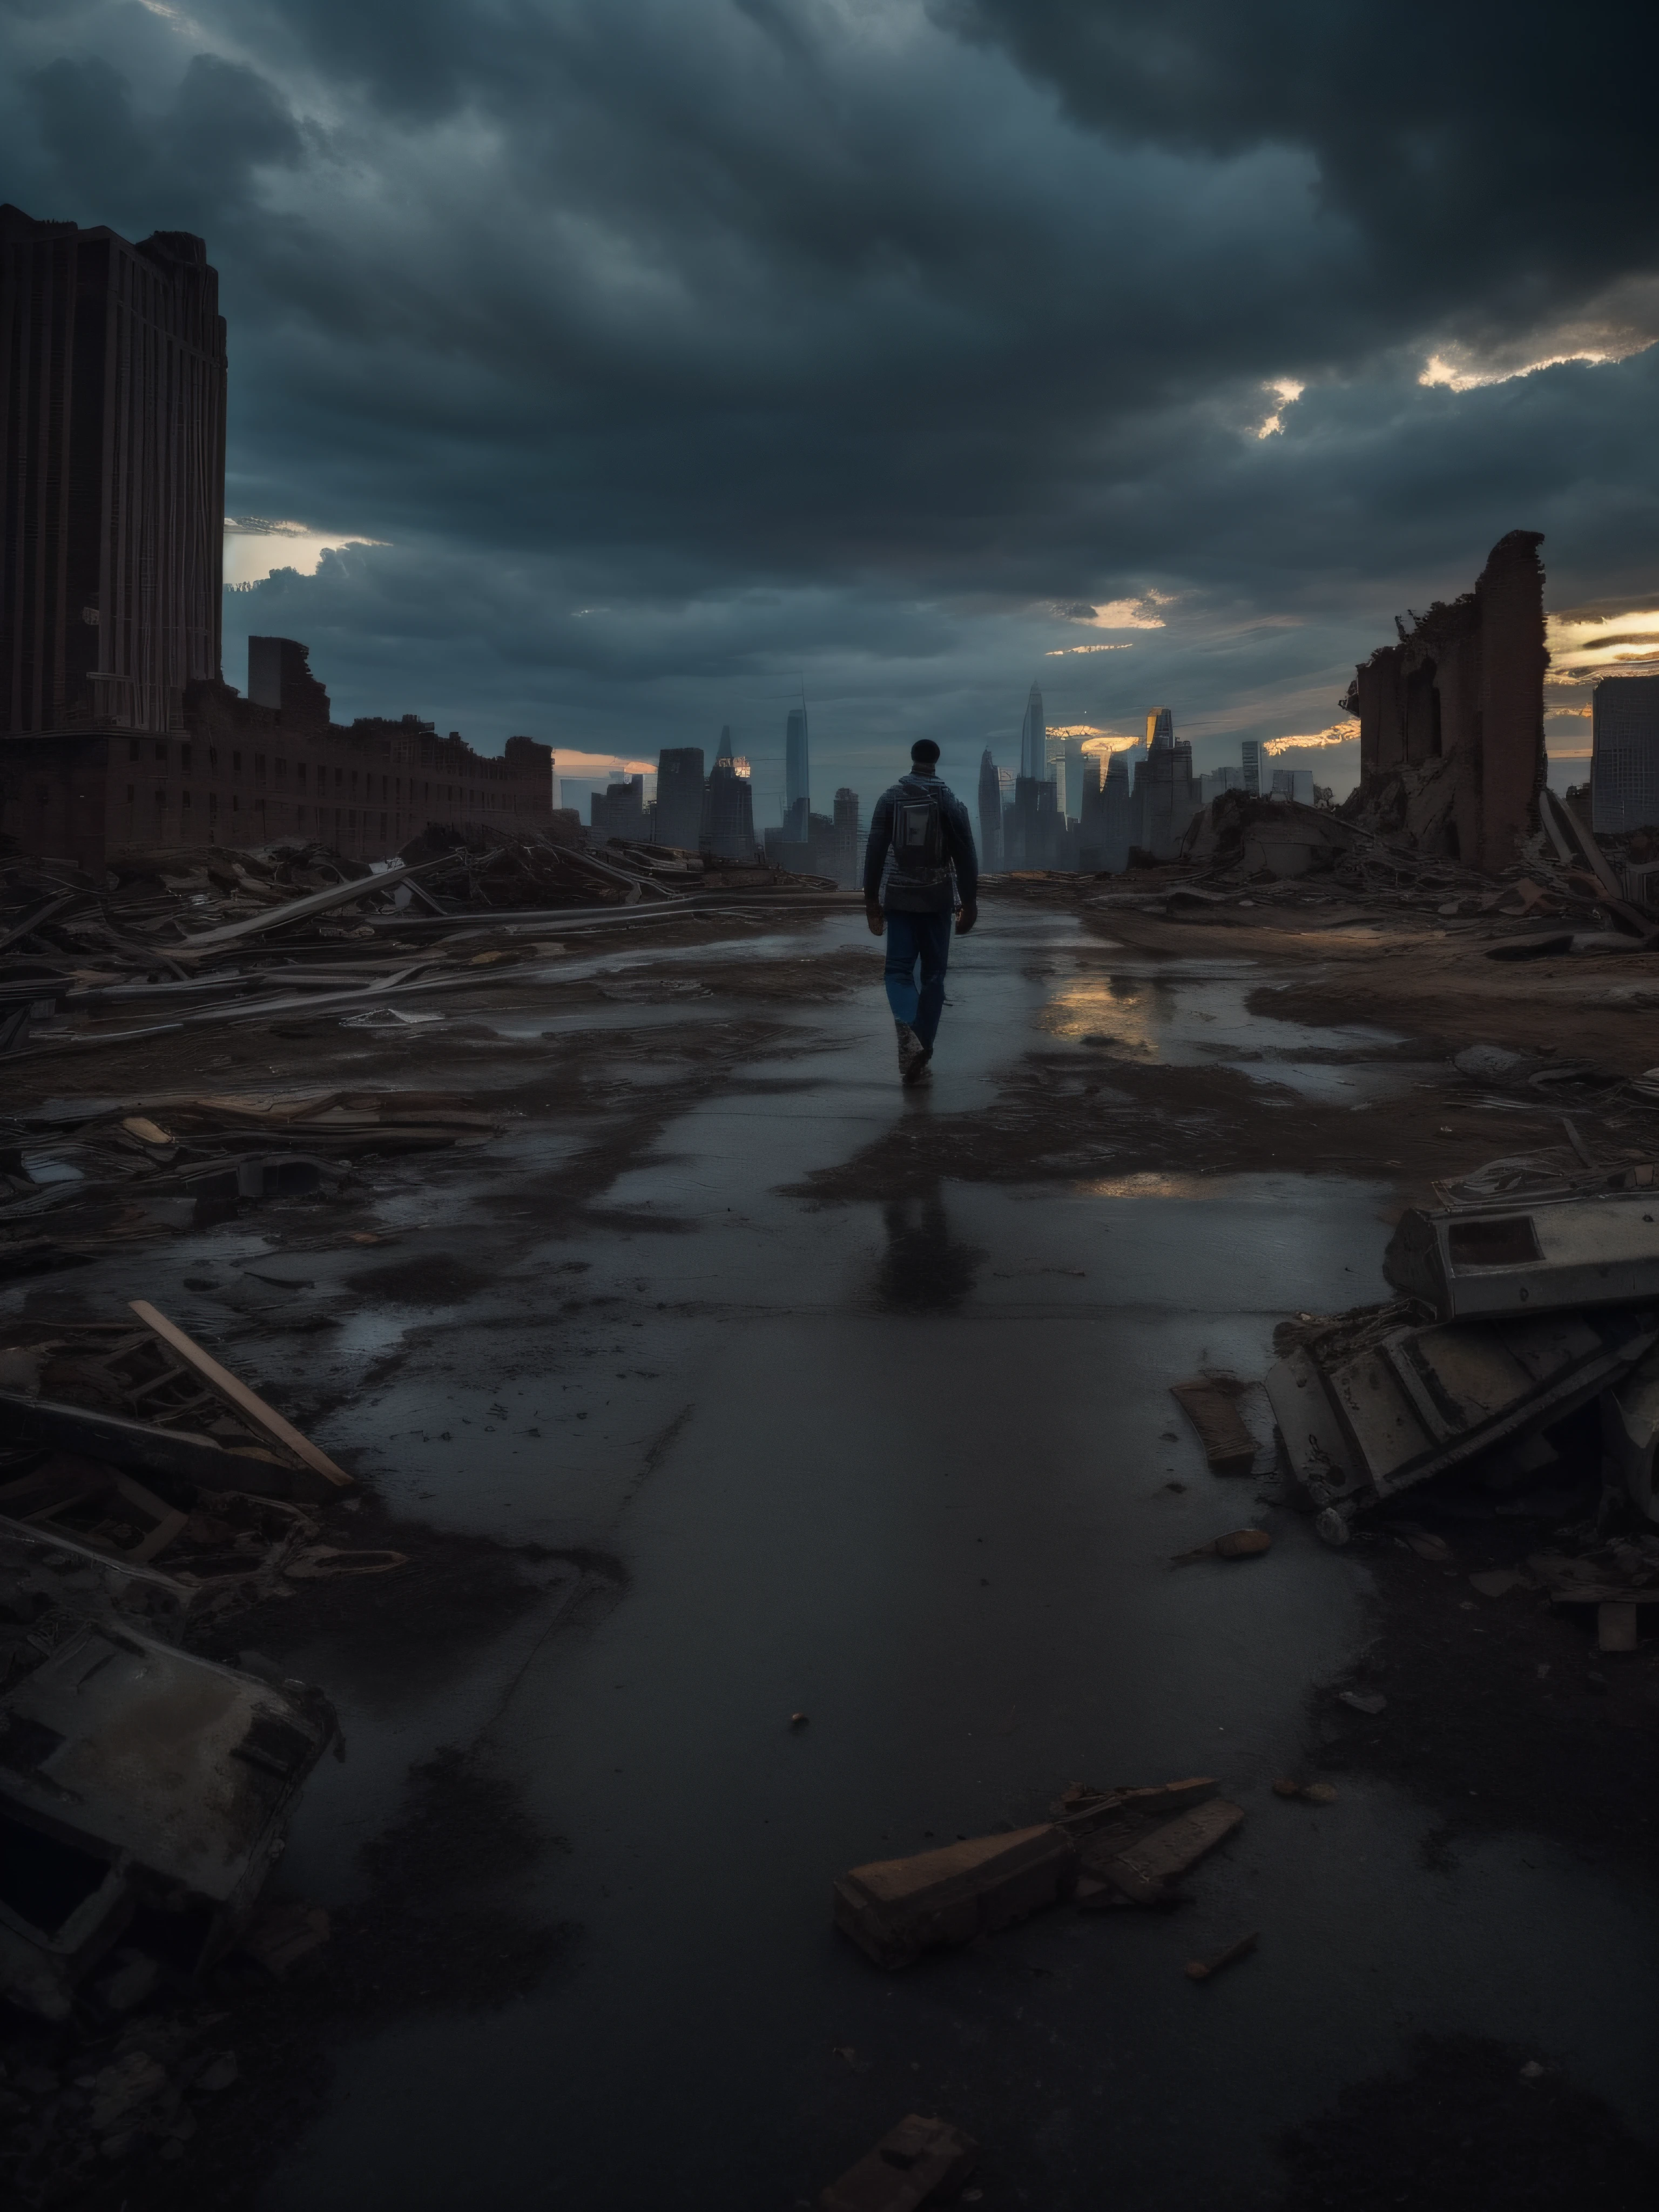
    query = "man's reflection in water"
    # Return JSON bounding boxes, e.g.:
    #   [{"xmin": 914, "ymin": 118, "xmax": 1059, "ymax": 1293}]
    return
[{"xmin": 875, "ymin": 1181, "xmax": 983, "ymax": 1312}]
